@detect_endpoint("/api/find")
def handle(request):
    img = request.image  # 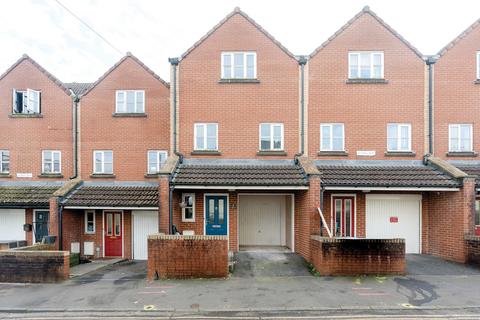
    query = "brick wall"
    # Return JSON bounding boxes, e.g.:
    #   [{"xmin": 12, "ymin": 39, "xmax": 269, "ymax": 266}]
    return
[
  {"xmin": 310, "ymin": 236, "xmax": 405, "ymax": 276},
  {"xmin": 0, "ymin": 250, "xmax": 69, "ymax": 283},
  {"xmin": 147, "ymin": 234, "xmax": 228, "ymax": 279},
  {"xmin": 422, "ymin": 178, "xmax": 476, "ymax": 262},
  {"xmin": 465, "ymin": 235, "xmax": 480, "ymax": 266},
  {"xmin": 159, "ymin": 175, "xmax": 170, "ymax": 234},
  {"xmin": 49, "ymin": 197, "xmax": 60, "ymax": 249}
]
